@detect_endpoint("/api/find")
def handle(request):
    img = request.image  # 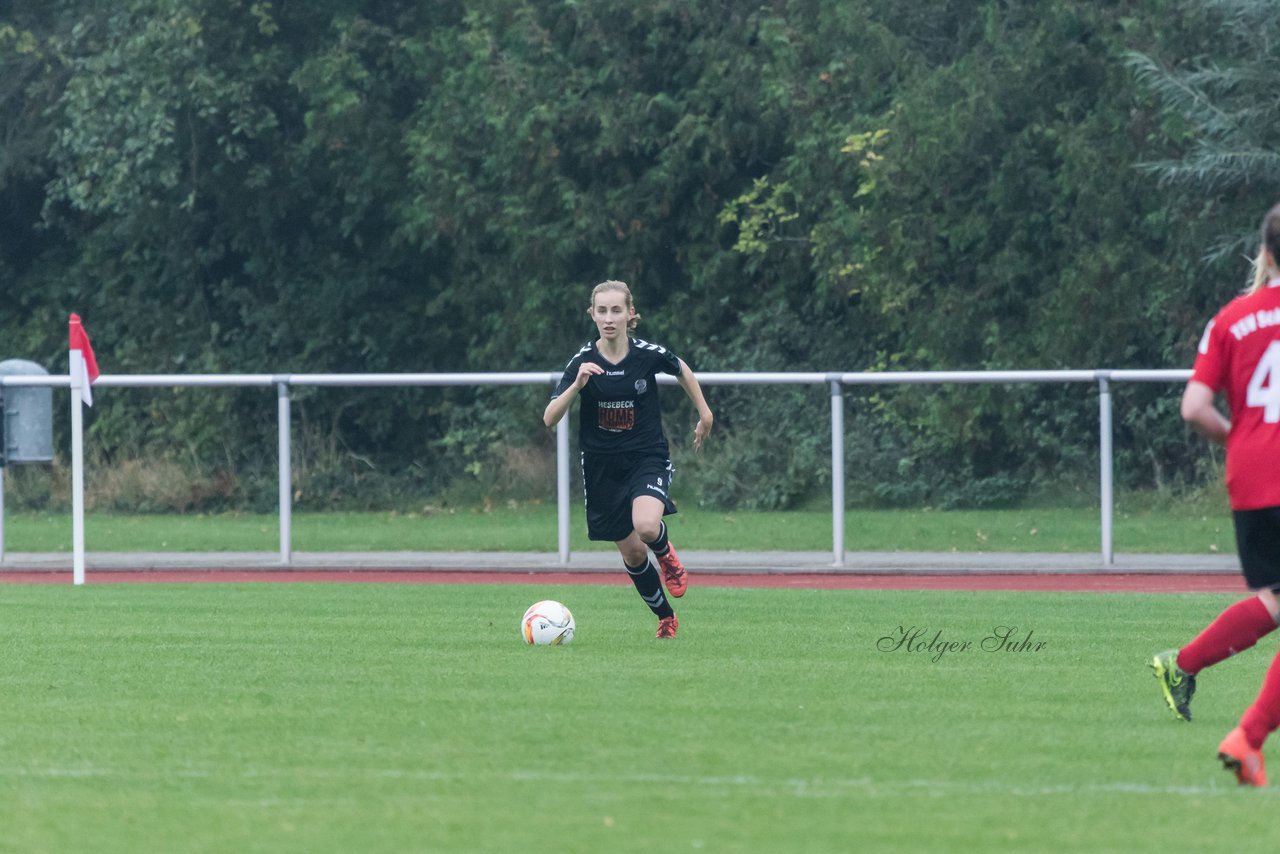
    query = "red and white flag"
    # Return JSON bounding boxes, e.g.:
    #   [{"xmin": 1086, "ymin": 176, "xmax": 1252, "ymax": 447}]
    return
[{"xmin": 69, "ymin": 313, "xmax": 100, "ymax": 407}]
